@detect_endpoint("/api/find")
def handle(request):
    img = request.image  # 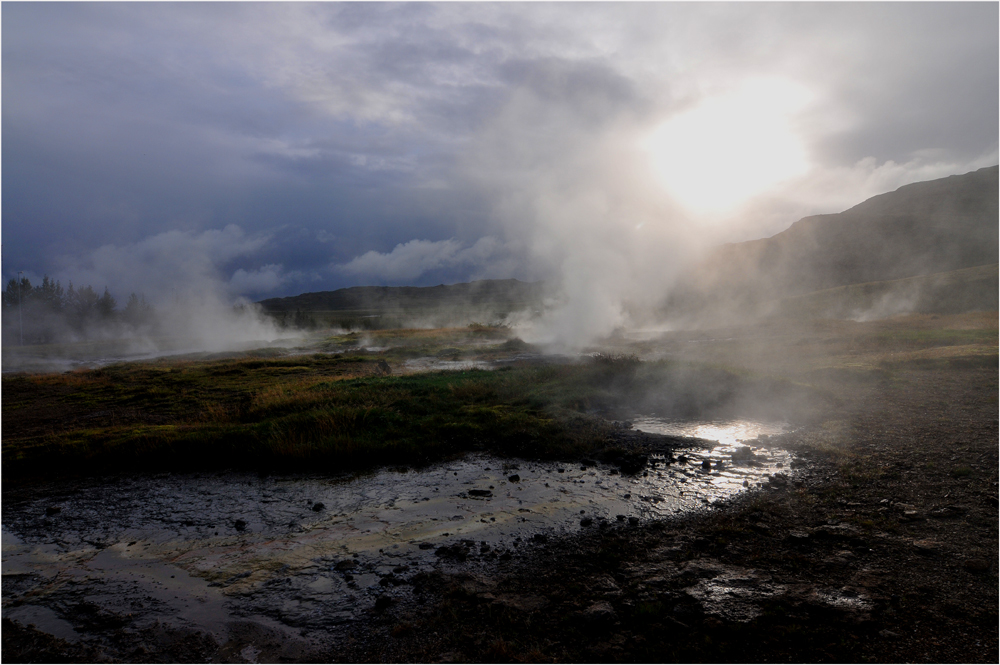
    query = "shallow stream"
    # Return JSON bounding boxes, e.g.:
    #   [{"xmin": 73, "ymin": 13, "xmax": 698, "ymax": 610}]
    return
[{"xmin": 2, "ymin": 418, "xmax": 794, "ymax": 649}]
